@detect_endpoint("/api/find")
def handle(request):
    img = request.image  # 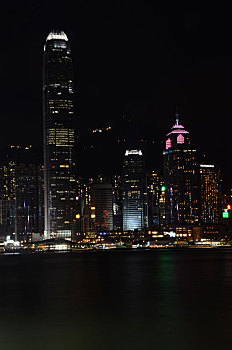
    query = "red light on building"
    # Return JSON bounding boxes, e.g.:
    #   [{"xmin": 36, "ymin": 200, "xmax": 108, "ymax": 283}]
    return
[{"xmin": 227, "ymin": 204, "xmax": 231, "ymax": 210}]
